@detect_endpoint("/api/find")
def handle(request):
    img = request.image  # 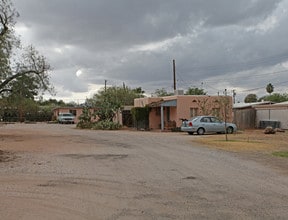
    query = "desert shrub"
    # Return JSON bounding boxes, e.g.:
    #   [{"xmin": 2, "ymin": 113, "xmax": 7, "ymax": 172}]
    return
[
  {"xmin": 77, "ymin": 121, "xmax": 93, "ymax": 129},
  {"xmin": 77, "ymin": 107, "xmax": 93, "ymax": 129},
  {"xmin": 92, "ymin": 120, "xmax": 122, "ymax": 130}
]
